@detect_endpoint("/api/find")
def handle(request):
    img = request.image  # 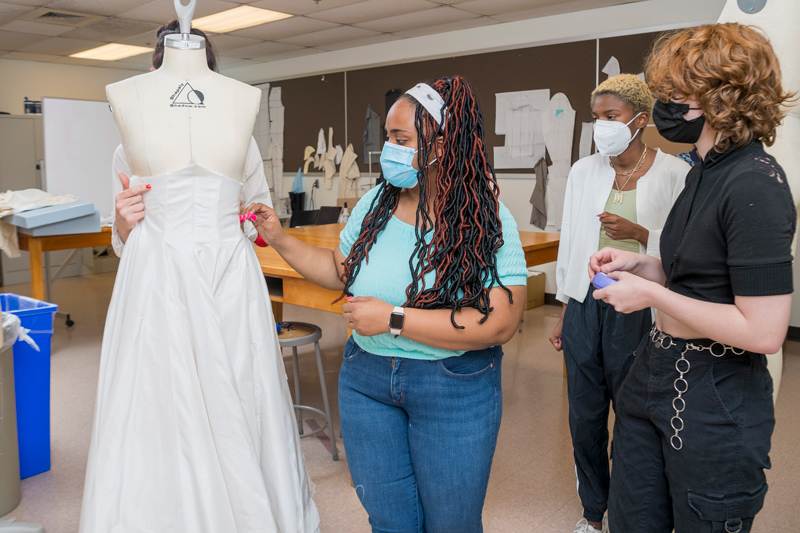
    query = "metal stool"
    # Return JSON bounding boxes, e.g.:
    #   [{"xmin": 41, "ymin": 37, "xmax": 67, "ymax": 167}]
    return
[{"xmin": 278, "ymin": 322, "xmax": 339, "ymax": 461}]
